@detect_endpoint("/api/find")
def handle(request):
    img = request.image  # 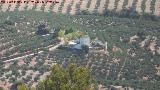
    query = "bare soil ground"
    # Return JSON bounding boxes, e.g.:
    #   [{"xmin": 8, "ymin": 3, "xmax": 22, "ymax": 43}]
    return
[
  {"xmin": 108, "ymin": 0, "xmax": 116, "ymax": 10},
  {"xmin": 70, "ymin": 0, "xmax": 80, "ymax": 15},
  {"xmin": 136, "ymin": 0, "xmax": 143, "ymax": 13},
  {"xmin": 88, "ymin": 0, "xmax": 97, "ymax": 12},
  {"xmin": 116, "ymin": 0, "xmax": 125, "ymax": 11},
  {"xmin": 125, "ymin": 0, "xmax": 134, "ymax": 9},
  {"xmin": 145, "ymin": 0, "xmax": 152, "ymax": 13},
  {"xmin": 154, "ymin": 0, "xmax": 160, "ymax": 16},
  {"xmin": 98, "ymin": 0, "xmax": 107, "ymax": 14}
]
